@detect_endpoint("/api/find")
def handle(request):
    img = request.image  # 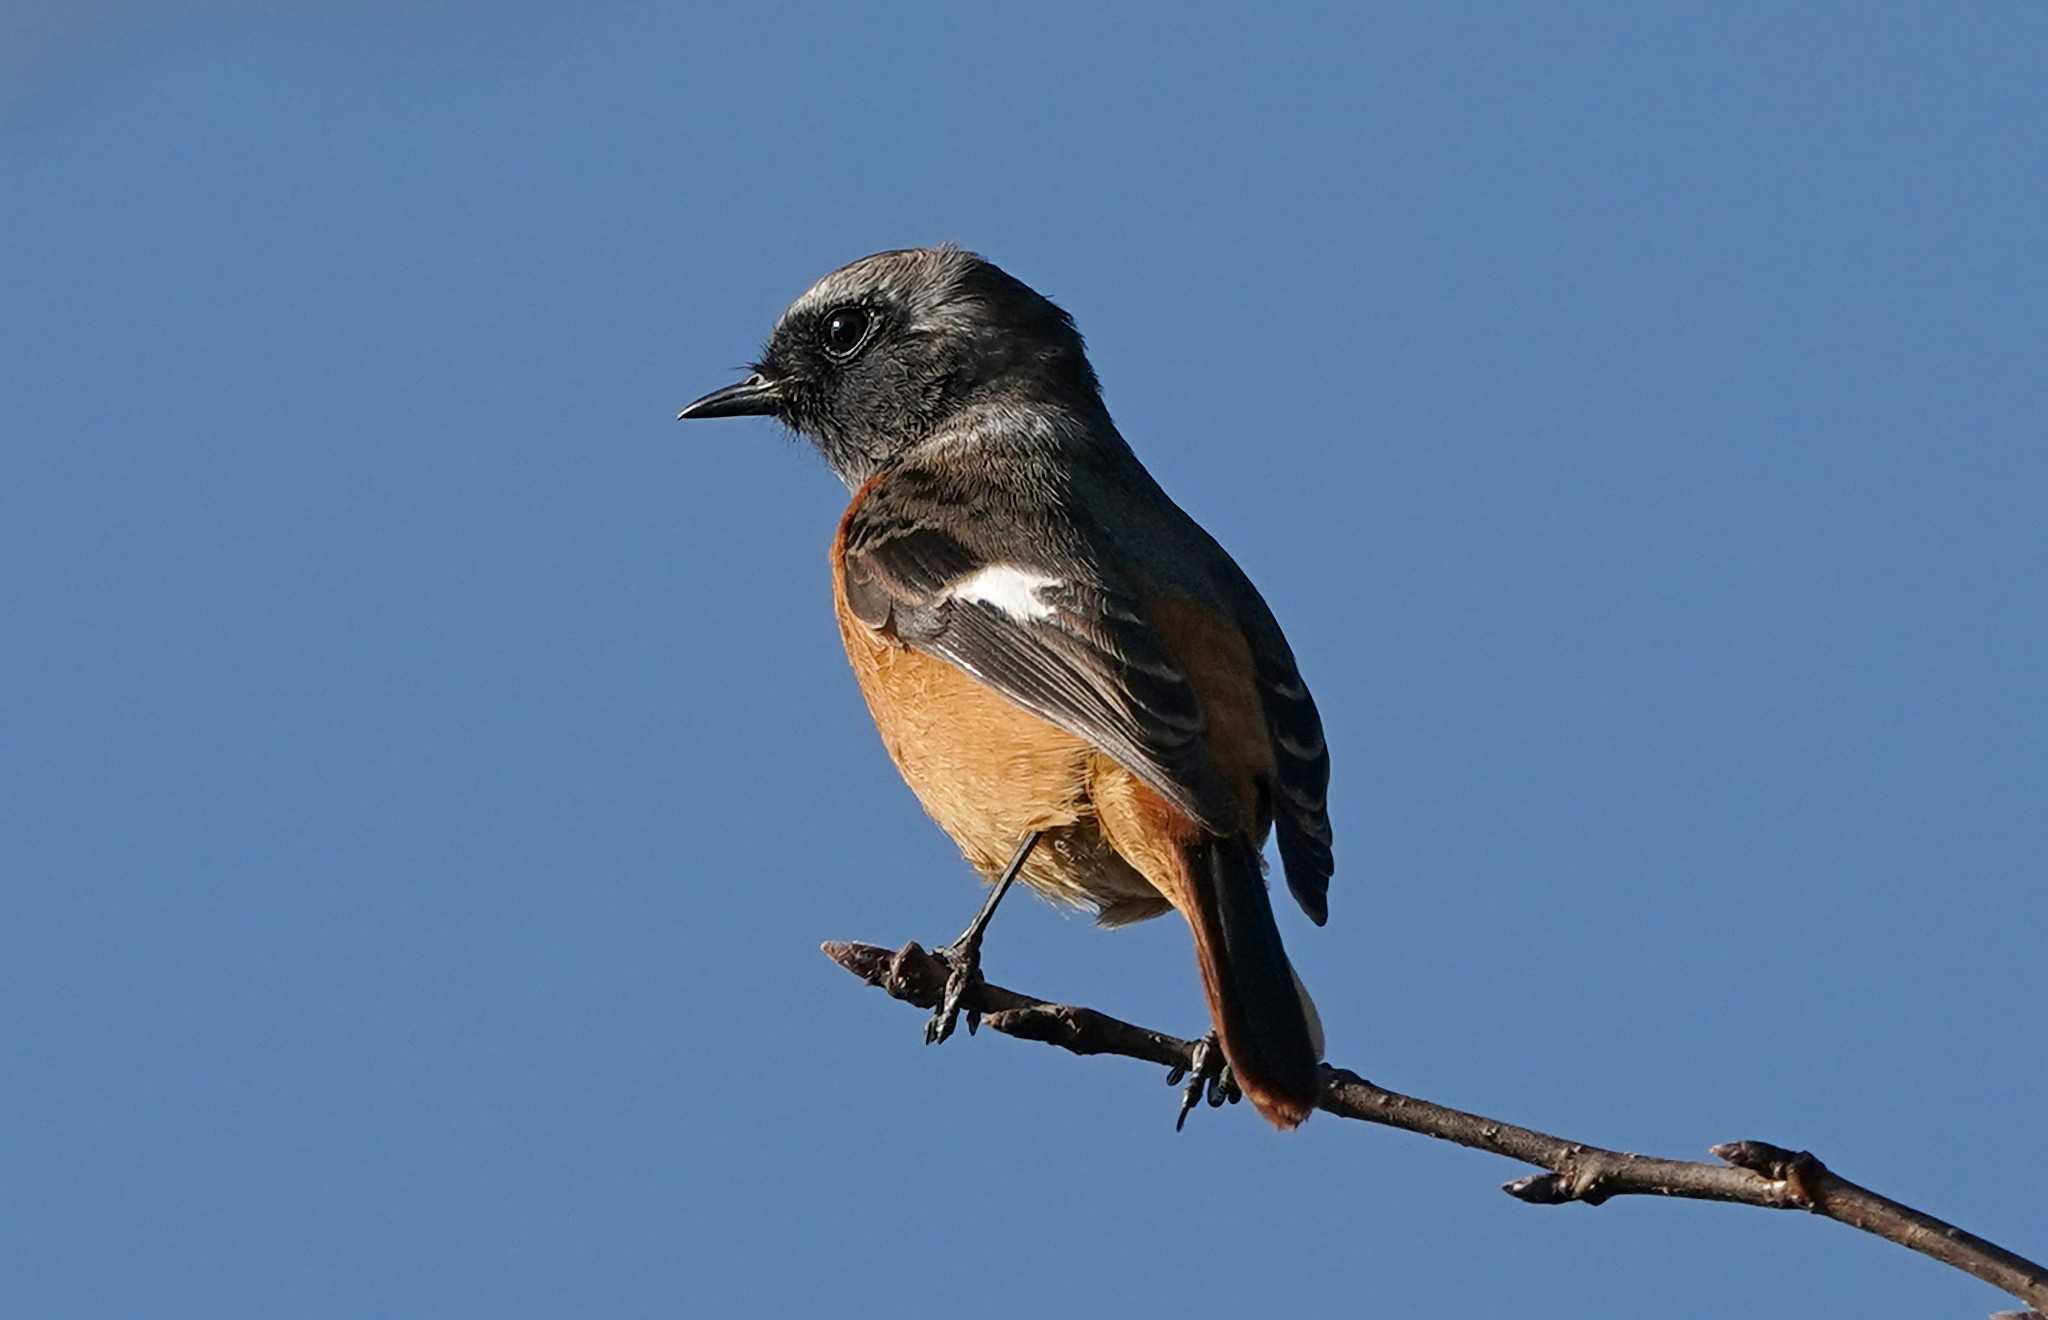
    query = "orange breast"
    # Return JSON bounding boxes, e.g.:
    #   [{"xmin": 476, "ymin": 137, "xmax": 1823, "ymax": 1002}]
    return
[
  {"xmin": 822, "ymin": 484, "xmax": 1270, "ymax": 927},
  {"xmin": 829, "ymin": 527, "xmax": 1164, "ymax": 920},
  {"xmin": 835, "ymin": 593, "xmax": 1095, "ymax": 869}
]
